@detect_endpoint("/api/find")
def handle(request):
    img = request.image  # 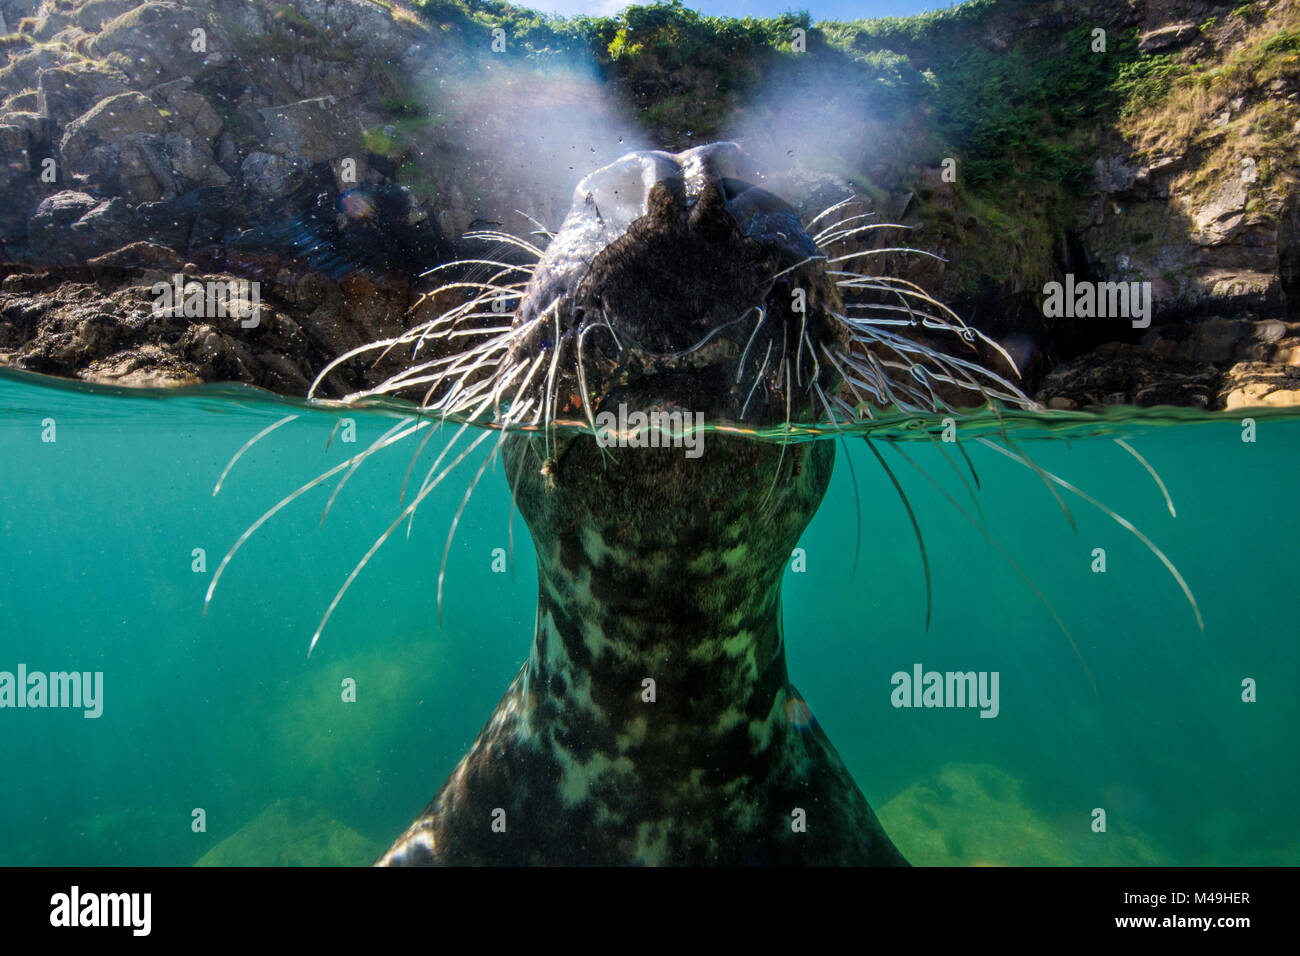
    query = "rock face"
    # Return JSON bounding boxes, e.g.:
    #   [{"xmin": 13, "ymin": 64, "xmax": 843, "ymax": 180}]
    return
[
  {"xmin": 194, "ymin": 797, "xmax": 384, "ymax": 866},
  {"xmin": 877, "ymin": 763, "xmax": 1164, "ymax": 866},
  {"xmin": 0, "ymin": 264, "xmax": 415, "ymax": 392},
  {"xmin": 0, "ymin": 0, "xmax": 1296, "ymax": 409}
]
